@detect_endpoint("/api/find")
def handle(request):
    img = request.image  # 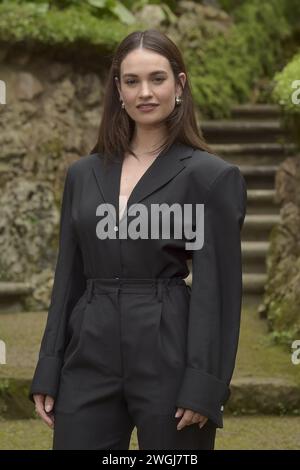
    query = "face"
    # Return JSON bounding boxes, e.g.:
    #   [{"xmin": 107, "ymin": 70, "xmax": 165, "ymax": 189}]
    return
[{"xmin": 115, "ymin": 48, "xmax": 186, "ymax": 127}]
